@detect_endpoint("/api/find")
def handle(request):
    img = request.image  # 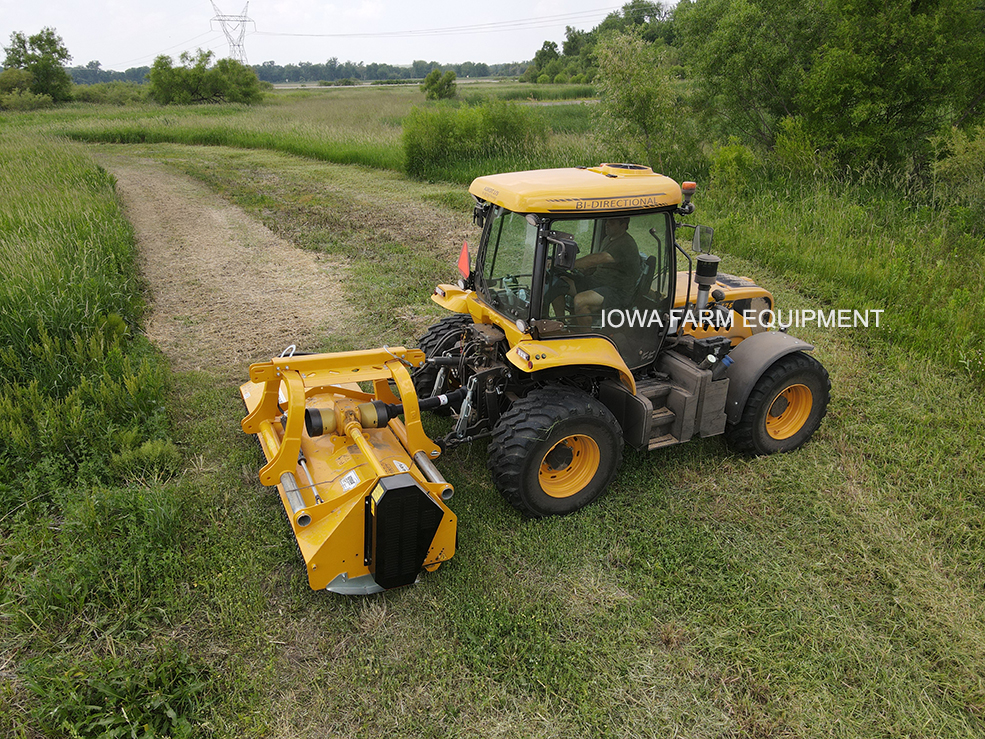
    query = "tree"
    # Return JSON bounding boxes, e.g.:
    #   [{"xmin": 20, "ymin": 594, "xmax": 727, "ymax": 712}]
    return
[
  {"xmin": 421, "ymin": 69, "xmax": 456, "ymax": 100},
  {"xmin": 677, "ymin": 0, "xmax": 985, "ymax": 167},
  {"xmin": 3, "ymin": 27, "xmax": 73, "ymax": 102},
  {"xmin": 799, "ymin": 0, "xmax": 985, "ymax": 166},
  {"xmin": 593, "ymin": 29, "xmax": 677, "ymax": 169},
  {"xmin": 147, "ymin": 50, "xmax": 262, "ymax": 105},
  {"xmin": 676, "ymin": 0, "xmax": 826, "ymax": 147}
]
